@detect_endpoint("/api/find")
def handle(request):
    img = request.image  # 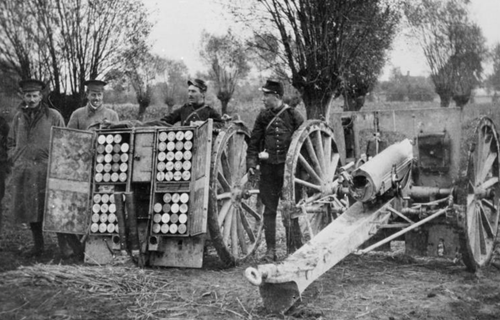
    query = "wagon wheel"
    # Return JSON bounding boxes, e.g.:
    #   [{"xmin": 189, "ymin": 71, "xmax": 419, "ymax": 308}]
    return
[
  {"xmin": 208, "ymin": 123, "xmax": 264, "ymax": 266},
  {"xmin": 282, "ymin": 120, "xmax": 346, "ymax": 253},
  {"xmin": 460, "ymin": 117, "xmax": 500, "ymax": 271}
]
